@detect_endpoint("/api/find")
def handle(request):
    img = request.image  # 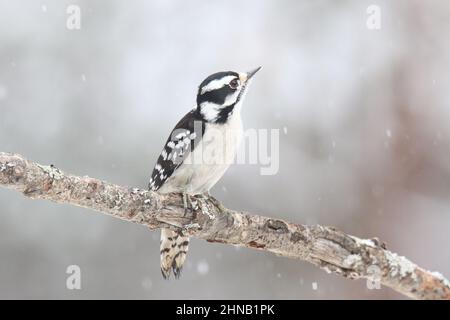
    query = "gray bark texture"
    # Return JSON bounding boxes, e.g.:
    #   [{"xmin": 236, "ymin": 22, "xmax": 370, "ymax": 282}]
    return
[{"xmin": 1, "ymin": 152, "xmax": 449, "ymax": 300}]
